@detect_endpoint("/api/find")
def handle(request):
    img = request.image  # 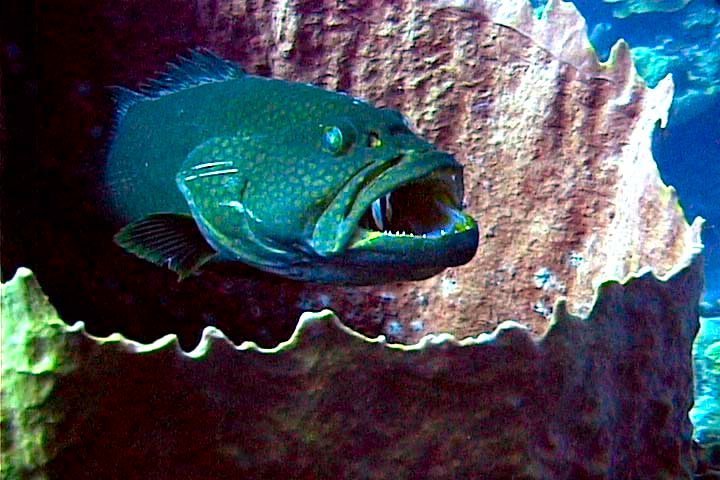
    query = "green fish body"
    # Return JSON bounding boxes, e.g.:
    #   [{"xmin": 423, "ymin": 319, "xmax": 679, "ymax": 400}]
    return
[{"xmin": 107, "ymin": 50, "xmax": 479, "ymax": 285}]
